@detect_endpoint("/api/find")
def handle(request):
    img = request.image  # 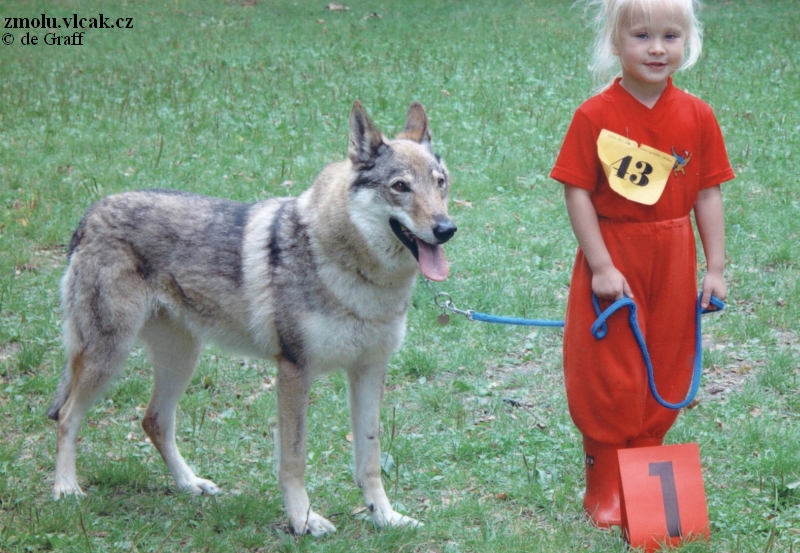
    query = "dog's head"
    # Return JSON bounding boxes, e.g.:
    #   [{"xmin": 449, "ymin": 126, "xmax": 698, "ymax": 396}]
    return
[{"xmin": 347, "ymin": 100, "xmax": 456, "ymax": 282}]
